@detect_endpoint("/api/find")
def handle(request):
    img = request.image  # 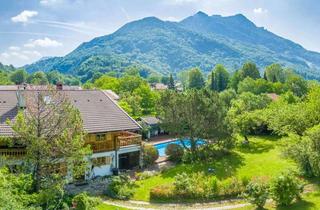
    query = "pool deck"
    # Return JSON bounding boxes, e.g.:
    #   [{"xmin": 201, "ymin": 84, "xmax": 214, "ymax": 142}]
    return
[{"xmin": 145, "ymin": 135, "xmax": 176, "ymax": 145}]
